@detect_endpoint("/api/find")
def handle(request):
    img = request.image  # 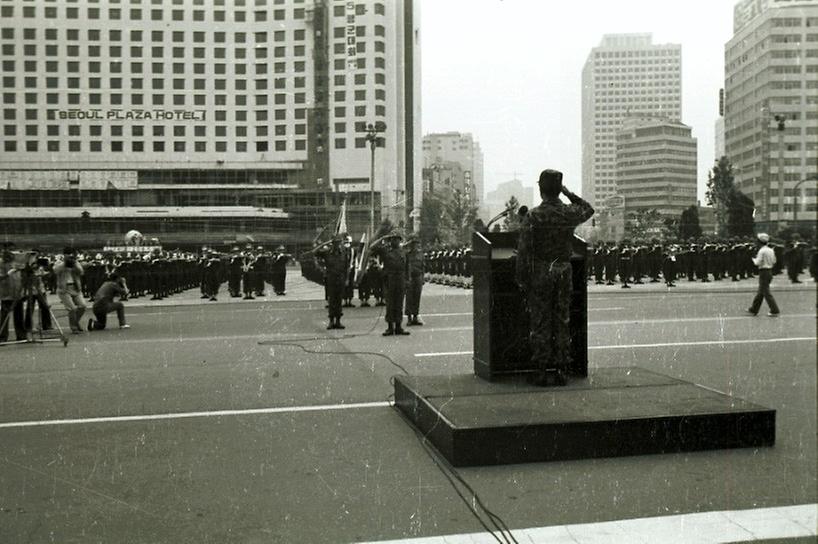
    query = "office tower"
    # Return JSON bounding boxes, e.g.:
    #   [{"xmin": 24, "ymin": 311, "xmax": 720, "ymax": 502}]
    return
[
  {"xmin": 581, "ymin": 33, "xmax": 682, "ymax": 208},
  {"xmin": 724, "ymin": 0, "xmax": 818, "ymax": 230},
  {"xmin": 616, "ymin": 115, "xmax": 697, "ymax": 223},
  {"xmin": 421, "ymin": 132, "xmax": 484, "ymax": 206}
]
